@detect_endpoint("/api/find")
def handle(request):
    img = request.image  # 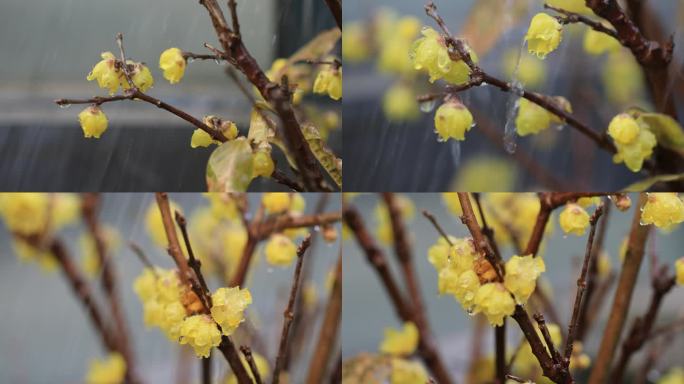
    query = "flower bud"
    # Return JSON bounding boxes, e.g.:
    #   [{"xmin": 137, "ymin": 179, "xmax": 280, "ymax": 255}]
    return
[
  {"xmin": 78, "ymin": 106, "xmax": 109, "ymax": 139},
  {"xmin": 525, "ymin": 13, "xmax": 563, "ymax": 59},
  {"xmin": 640, "ymin": 193, "xmax": 684, "ymax": 230},
  {"xmin": 434, "ymin": 100, "xmax": 474, "ymax": 141},
  {"xmin": 264, "ymin": 233, "xmax": 297, "ymax": 267},
  {"xmin": 87, "ymin": 52, "xmax": 123, "ymax": 95},
  {"xmin": 159, "ymin": 47, "xmax": 186, "ymax": 84},
  {"xmin": 559, "ymin": 203, "xmax": 590, "ymax": 236},
  {"xmin": 313, "ymin": 66, "xmax": 342, "ymax": 100}
]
